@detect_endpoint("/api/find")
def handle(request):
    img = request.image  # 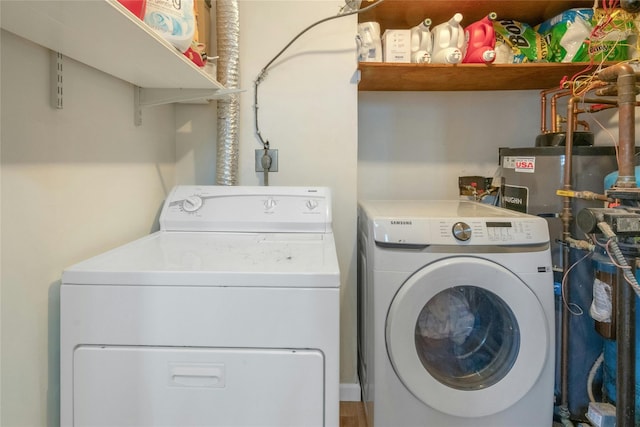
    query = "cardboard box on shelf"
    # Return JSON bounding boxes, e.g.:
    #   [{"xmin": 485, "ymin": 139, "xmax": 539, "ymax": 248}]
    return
[
  {"xmin": 382, "ymin": 29, "xmax": 411, "ymax": 63},
  {"xmin": 194, "ymin": 0, "xmax": 211, "ymax": 57}
]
